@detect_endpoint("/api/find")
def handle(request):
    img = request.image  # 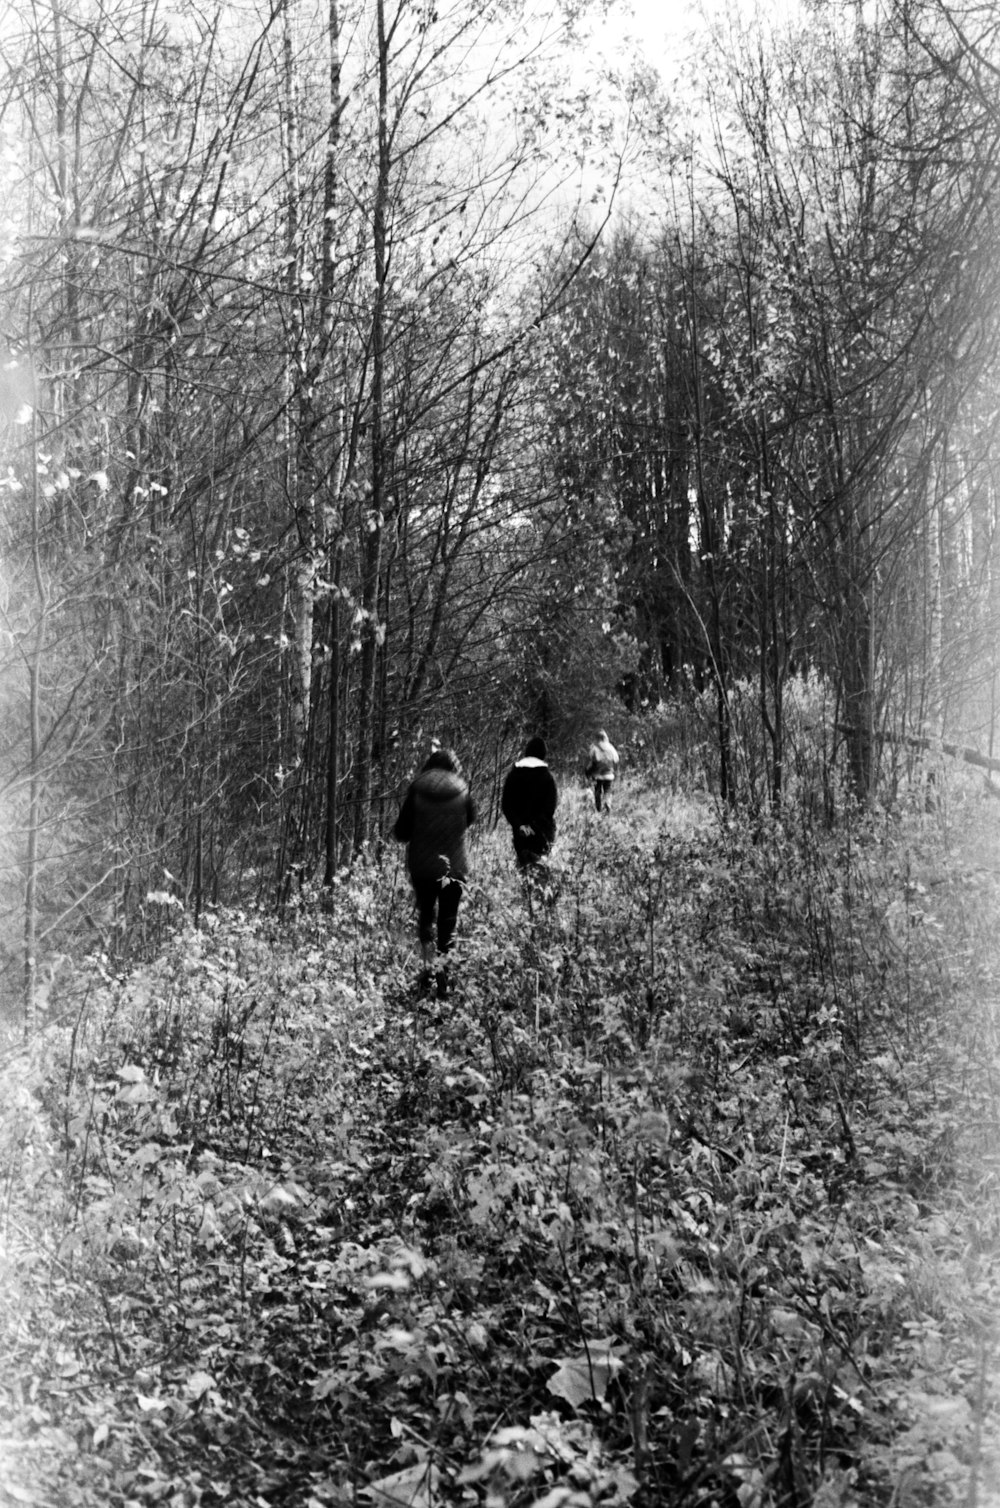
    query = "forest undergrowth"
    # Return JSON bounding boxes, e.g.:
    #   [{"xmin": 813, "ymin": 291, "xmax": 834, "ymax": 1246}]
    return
[{"xmin": 1, "ymin": 768, "xmax": 999, "ymax": 1508}]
